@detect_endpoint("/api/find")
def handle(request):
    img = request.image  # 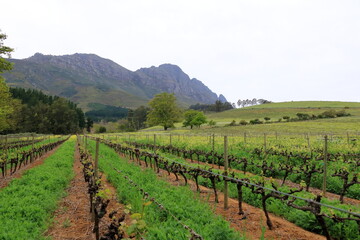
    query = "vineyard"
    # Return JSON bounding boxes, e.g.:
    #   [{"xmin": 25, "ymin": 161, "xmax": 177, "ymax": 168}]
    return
[
  {"xmin": 0, "ymin": 131, "xmax": 359, "ymax": 239},
  {"xmin": 87, "ymin": 132, "xmax": 360, "ymax": 240}
]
